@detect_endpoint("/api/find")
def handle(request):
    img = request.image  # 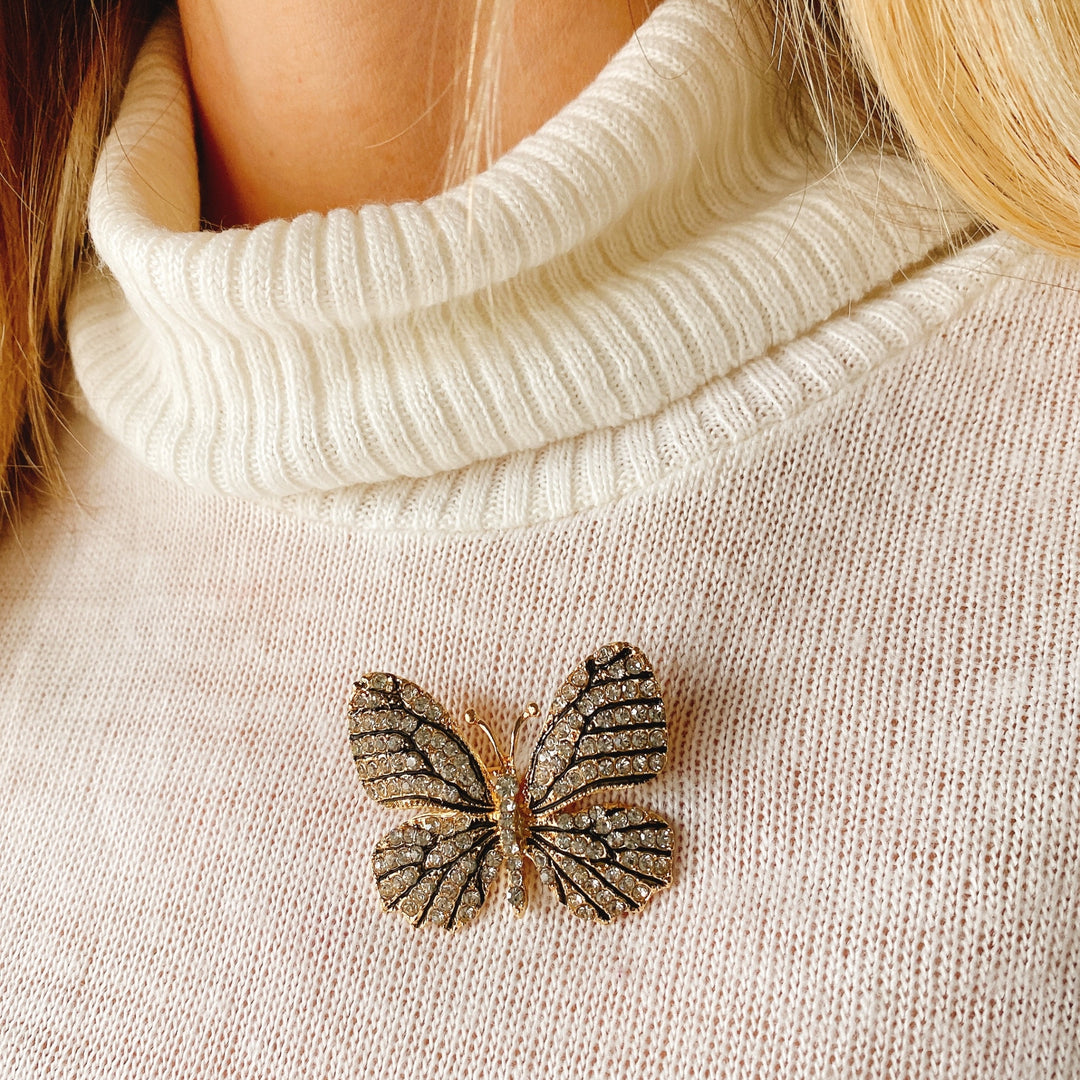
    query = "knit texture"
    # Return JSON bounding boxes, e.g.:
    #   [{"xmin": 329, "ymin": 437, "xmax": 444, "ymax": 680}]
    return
[
  {"xmin": 3, "ymin": 0, "xmax": 1079, "ymax": 1077},
  {"xmin": 68, "ymin": 2, "xmax": 981, "ymax": 529}
]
